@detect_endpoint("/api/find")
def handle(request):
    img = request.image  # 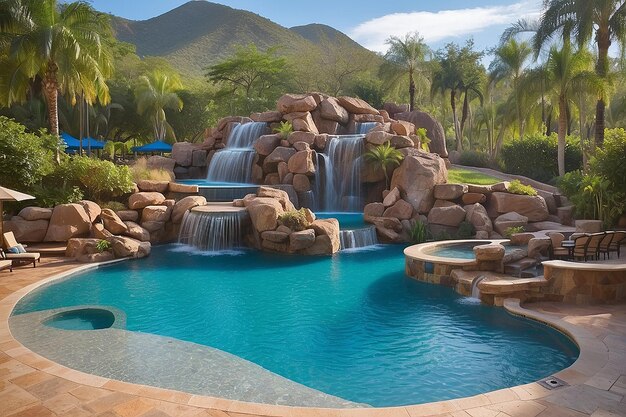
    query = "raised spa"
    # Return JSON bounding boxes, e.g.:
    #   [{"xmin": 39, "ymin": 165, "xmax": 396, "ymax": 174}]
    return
[{"xmin": 12, "ymin": 245, "xmax": 578, "ymax": 407}]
